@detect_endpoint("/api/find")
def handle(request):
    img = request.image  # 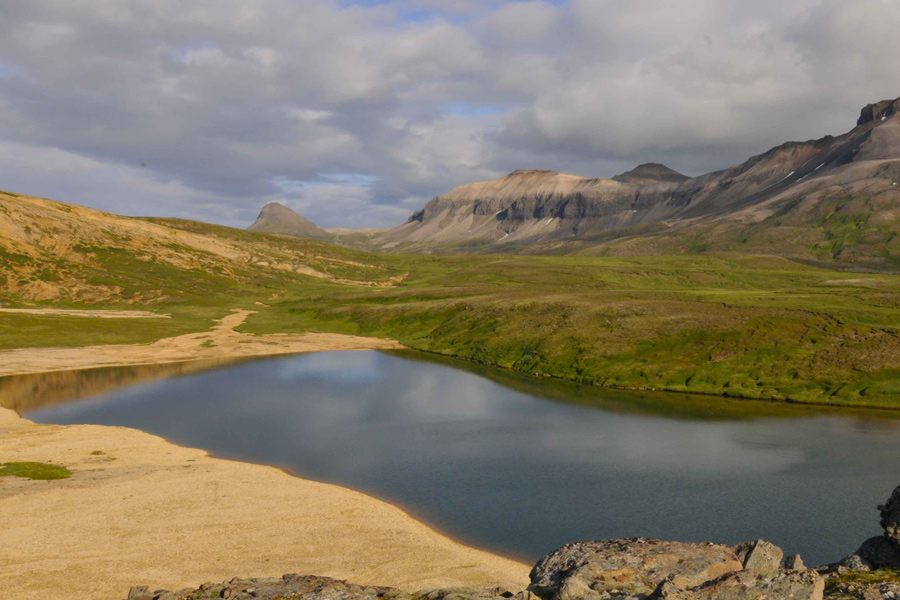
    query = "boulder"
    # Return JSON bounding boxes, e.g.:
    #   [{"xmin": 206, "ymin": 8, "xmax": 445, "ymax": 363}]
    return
[
  {"xmin": 528, "ymin": 539, "xmax": 743, "ymax": 600},
  {"xmin": 880, "ymin": 486, "xmax": 900, "ymax": 541},
  {"xmin": 687, "ymin": 569, "xmax": 823, "ymax": 600},
  {"xmin": 856, "ymin": 536, "xmax": 900, "ymax": 570},
  {"xmin": 732, "ymin": 539, "xmax": 783, "ymax": 572}
]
